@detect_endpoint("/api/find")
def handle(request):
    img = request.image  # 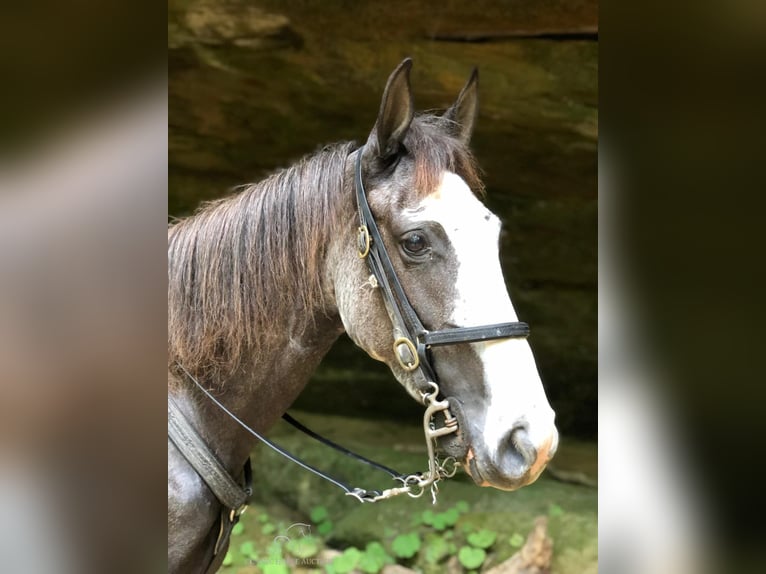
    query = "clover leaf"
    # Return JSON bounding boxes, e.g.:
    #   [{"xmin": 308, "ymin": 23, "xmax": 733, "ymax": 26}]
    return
[
  {"xmin": 549, "ymin": 503, "xmax": 564, "ymax": 517},
  {"xmin": 467, "ymin": 529, "xmax": 497, "ymax": 549},
  {"xmin": 442, "ymin": 508, "xmax": 460, "ymax": 527},
  {"xmin": 391, "ymin": 532, "xmax": 421, "ymax": 558},
  {"xmin": 239, "ymin": 540, "xmax": 257, "ymax": 560},
  {"xmin": 358, "ymin": 541, "xmax": 394, "ymax": 573},
  {"xmin": 310, "ymin": 506, "xmax": 329, "ymax": 523},
  {"xmin": 331, "ymin": 547, "xmax": 362, "ymax": 574},
  {"xmin": 458, "ymin": 546, "xmax": 486, "ymax": 570},
  {"xmin": 455, "ymin": 500, "xmax": 470, "ymax": 513},
  {"xmin": 423, "ymin": 535, "xmax": 450, "ymax": 564}
]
